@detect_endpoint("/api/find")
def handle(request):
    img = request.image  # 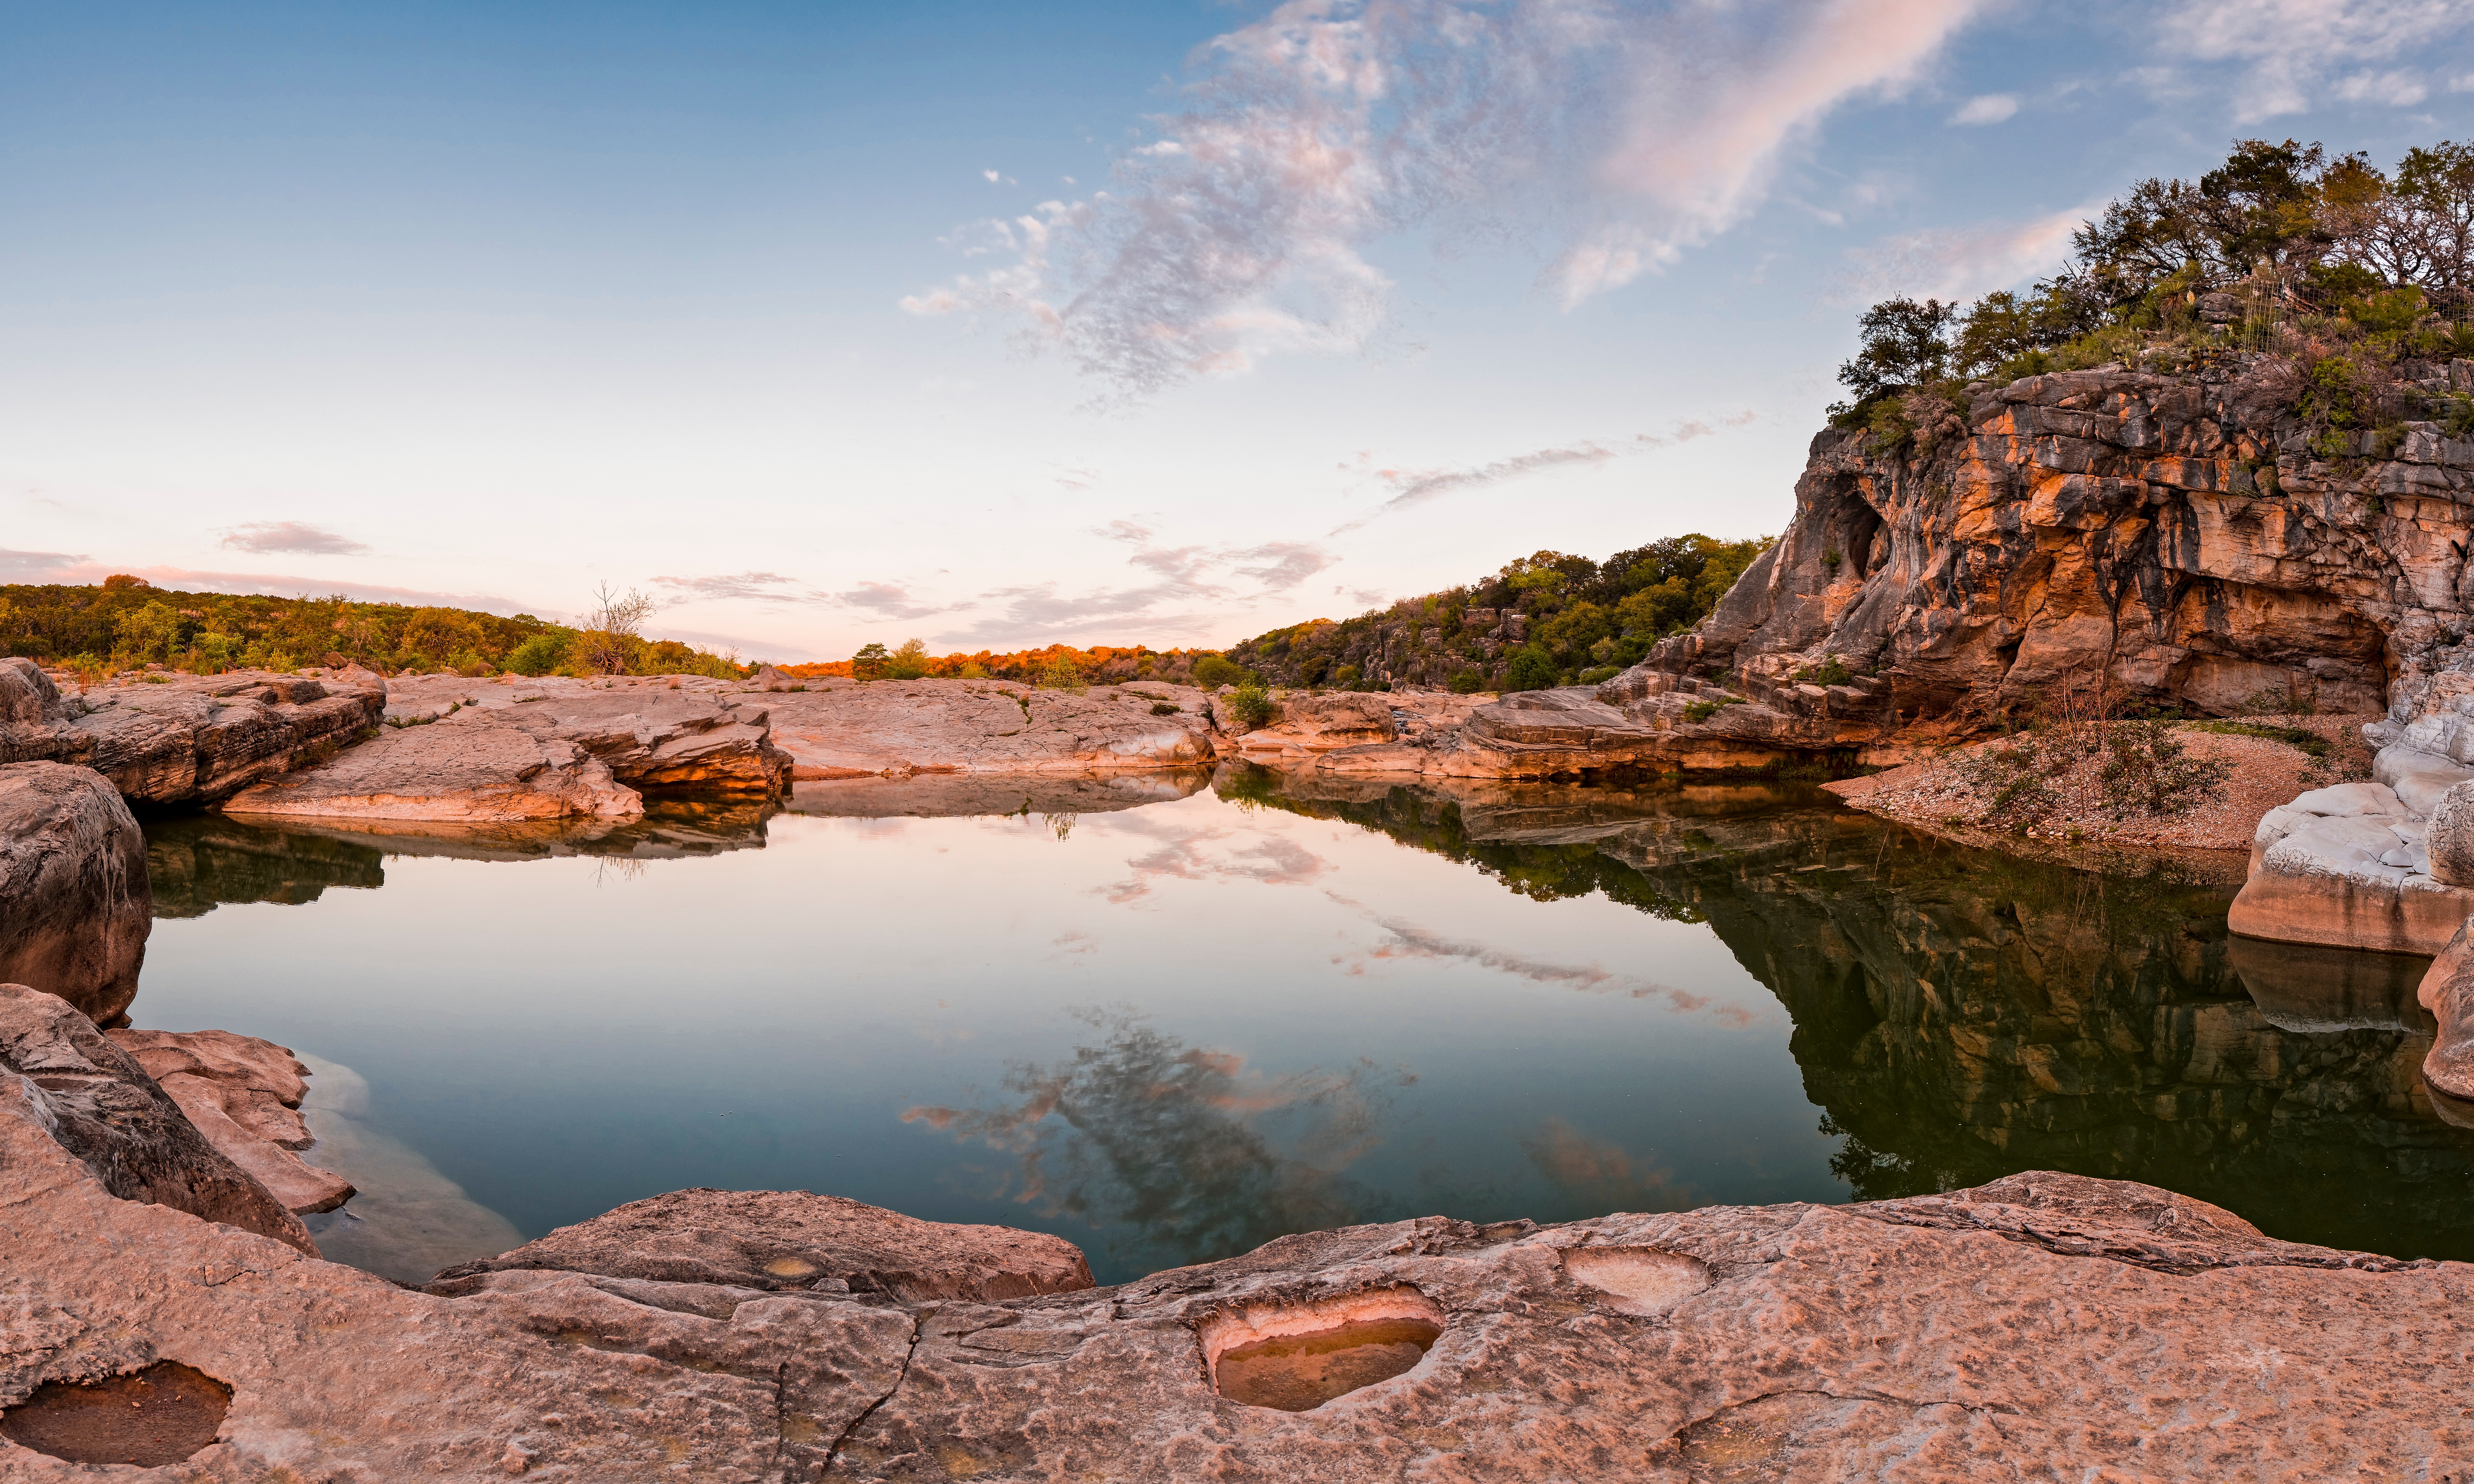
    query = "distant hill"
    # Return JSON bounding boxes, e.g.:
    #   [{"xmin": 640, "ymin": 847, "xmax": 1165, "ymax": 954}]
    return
[
  {"xmin": 1222, "ymin": 535, "xmax": 1770, "ymax": 693},
  {"xmin": 0, "ymin": 577, "xmax": 748, "ymax": 680}
]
